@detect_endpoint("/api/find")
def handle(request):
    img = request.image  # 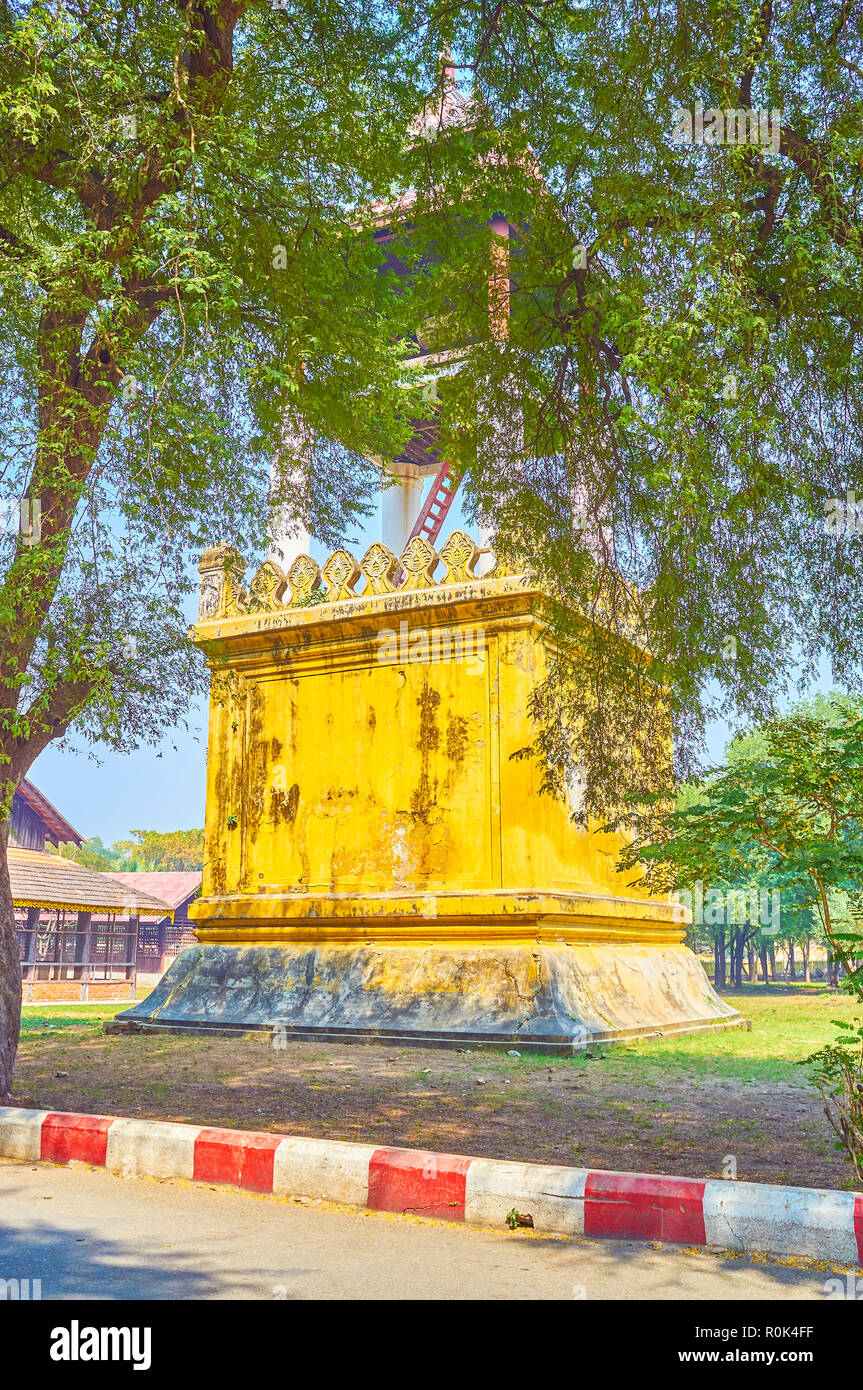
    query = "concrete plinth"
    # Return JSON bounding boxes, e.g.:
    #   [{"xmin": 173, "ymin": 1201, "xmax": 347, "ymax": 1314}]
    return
[{"xmin": 113, "ymin": 938, "xmax": 742, "ymax": 1051}]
